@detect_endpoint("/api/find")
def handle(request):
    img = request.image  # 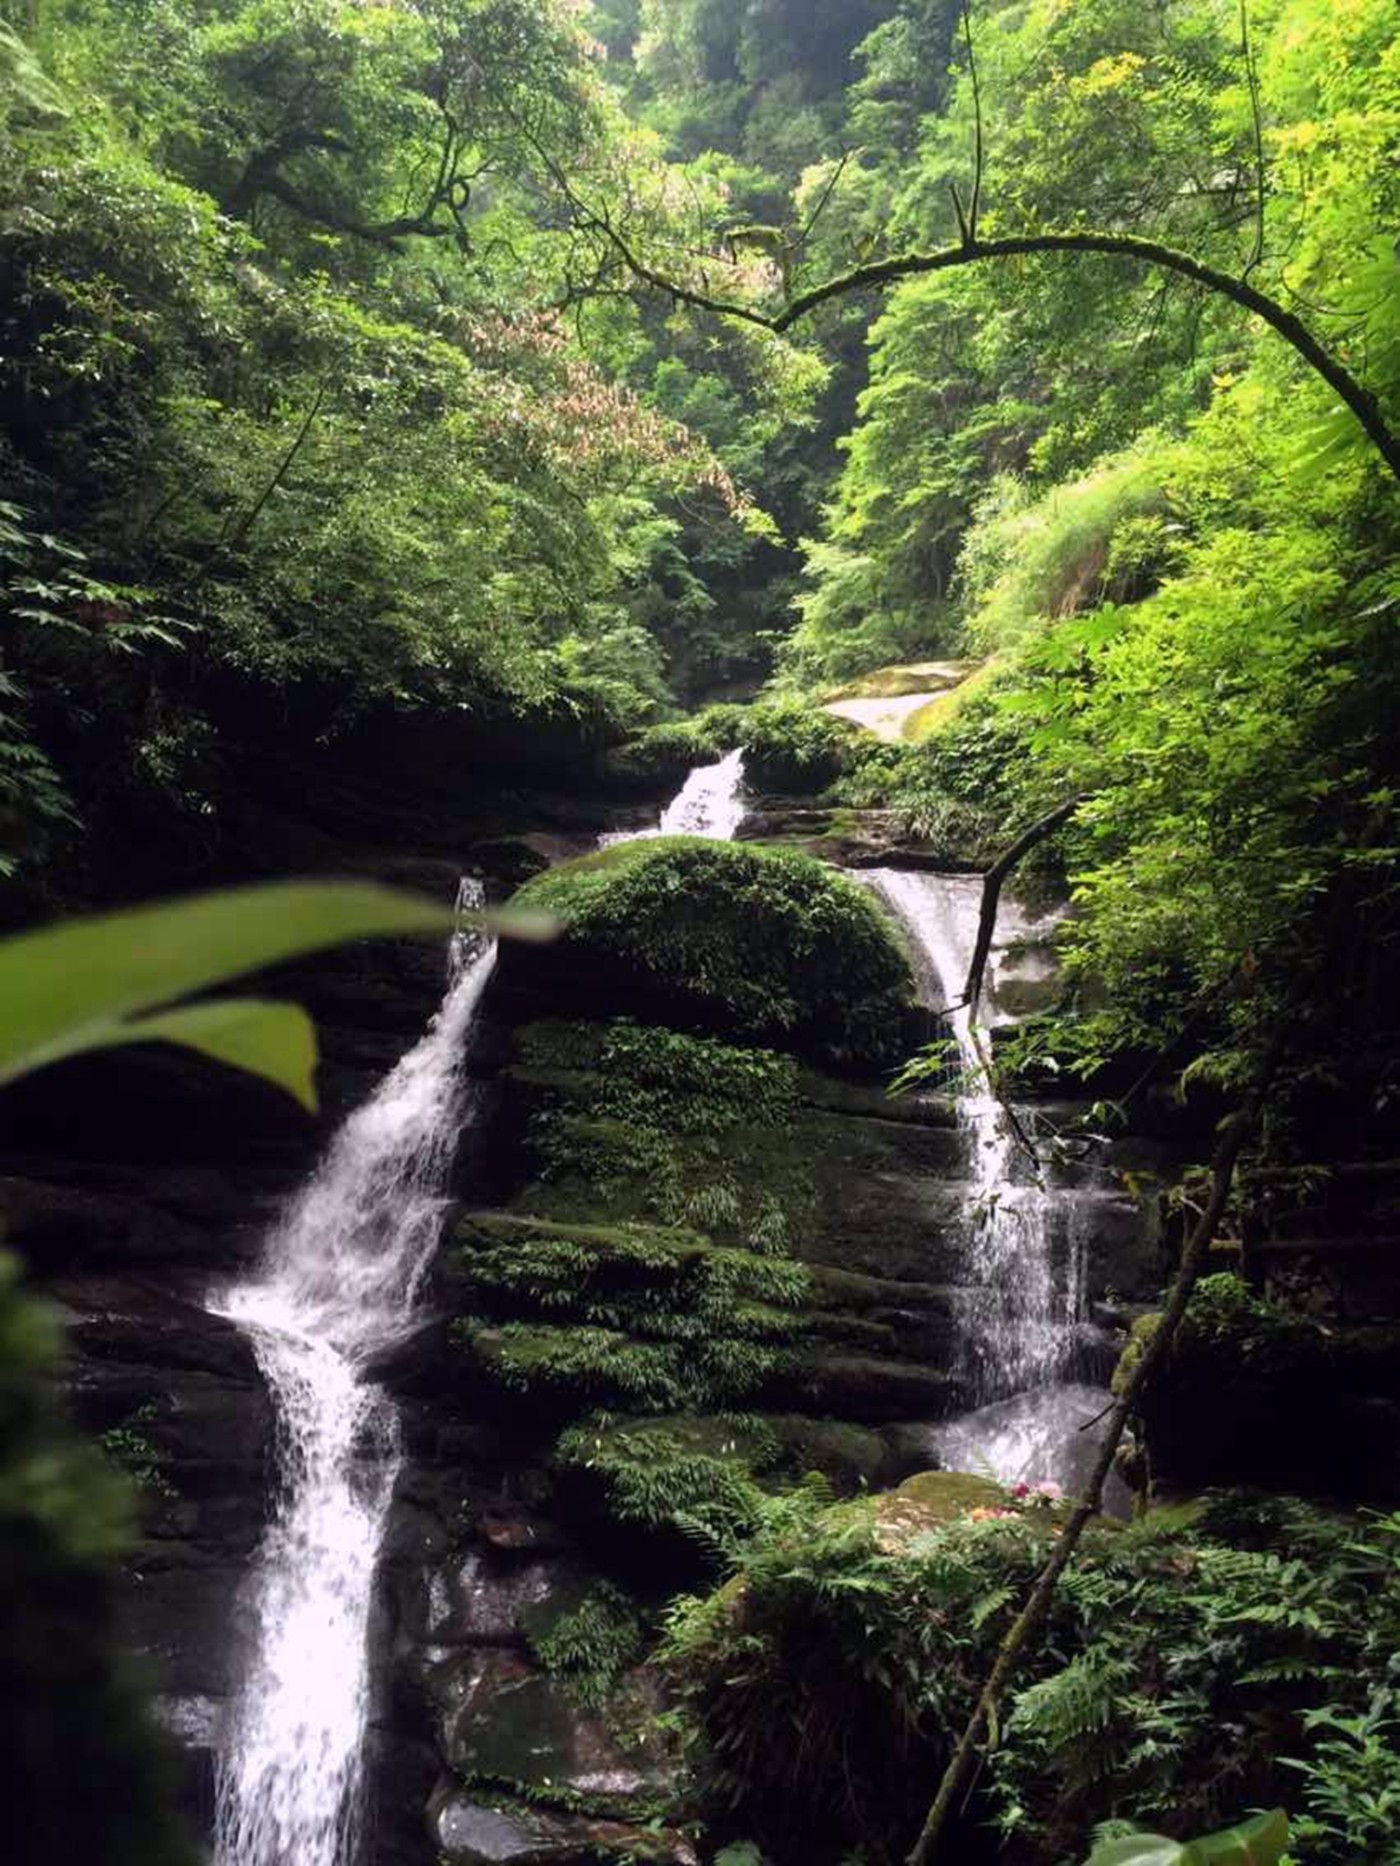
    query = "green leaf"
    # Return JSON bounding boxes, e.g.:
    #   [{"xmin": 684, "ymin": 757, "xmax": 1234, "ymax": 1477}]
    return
[
  {"xmin": 1085, "ymin": 1813, "xmax": 1288, "ymax": 1866},
  {"xmin": 1086, "ymin": 1836, "xmax": 1191, "ymax": 1866},
  {"xmin": 0, "ymin": 881, "xmax": 450, "ymax": 1089},
  {"xmin": 1194, "ymin": 1810, "xmax": 1289, "ymax": 1866},
  {"xmin": 120, "ymin": 999, "xmax": 318, "ymax": 1110}
]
